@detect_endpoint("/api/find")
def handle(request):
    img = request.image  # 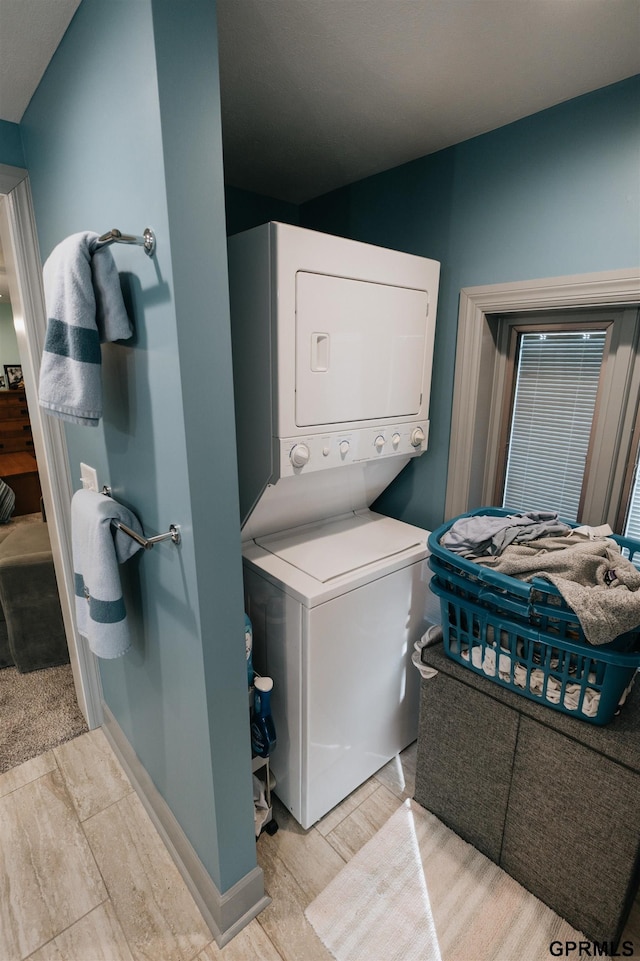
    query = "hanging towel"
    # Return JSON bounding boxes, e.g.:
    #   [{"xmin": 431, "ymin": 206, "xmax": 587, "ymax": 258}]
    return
[
  {"xmin": 71, "ymin": 488, "xmax": 144, "ymax": 659},
  {"xmin": 39, "ymin": 232, "xmax": 132, "ymax": 426}
]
